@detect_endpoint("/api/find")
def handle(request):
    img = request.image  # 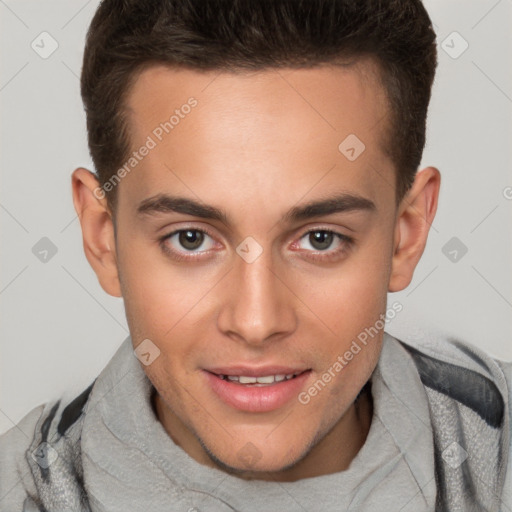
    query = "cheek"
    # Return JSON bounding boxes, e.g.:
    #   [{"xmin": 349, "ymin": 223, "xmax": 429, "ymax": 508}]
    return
[
  {"xmin": 118, "ymin": 237, "xmax": 217, "ymax": 339},
  {"xmin": 288, "ymin": 231, "xmax": 391, "ymax": 401},
  {"xmin": 297, "ymin": 237, "xmax": 391, "ymax": 337}
]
